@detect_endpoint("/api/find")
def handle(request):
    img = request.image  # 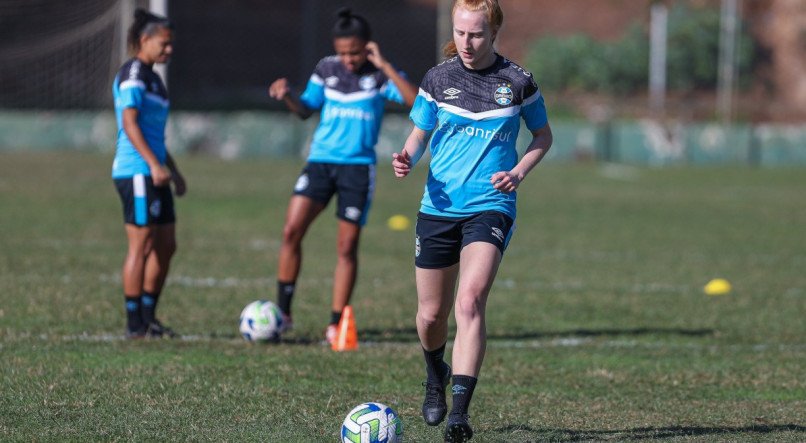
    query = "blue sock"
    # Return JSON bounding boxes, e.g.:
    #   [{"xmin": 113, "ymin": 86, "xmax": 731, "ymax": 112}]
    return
[
  {"xmin": 141, "ymin": 291, "xmax": 160, "ymax": 325},
  {"xmin": 125, "ymin": 295, "xmax": 143, "ymax": 332}
]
